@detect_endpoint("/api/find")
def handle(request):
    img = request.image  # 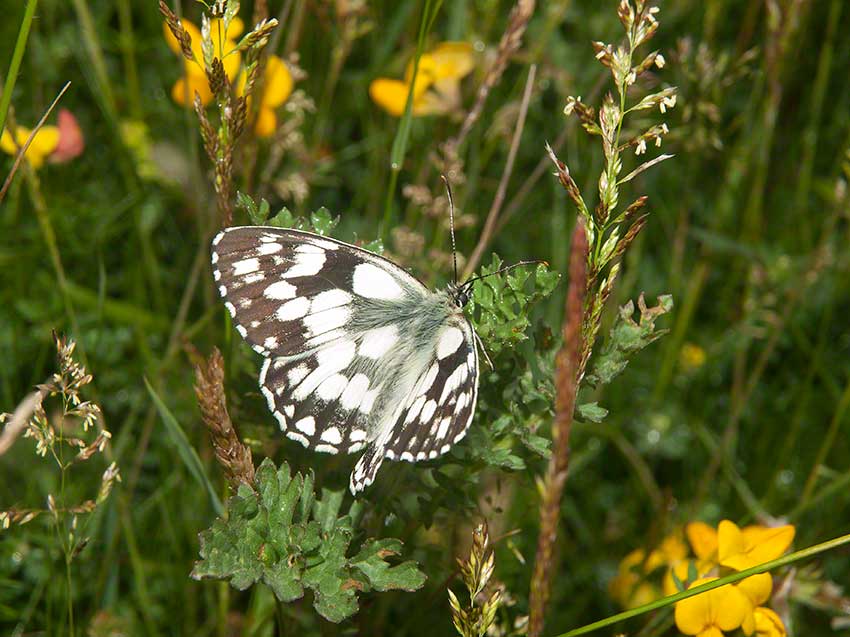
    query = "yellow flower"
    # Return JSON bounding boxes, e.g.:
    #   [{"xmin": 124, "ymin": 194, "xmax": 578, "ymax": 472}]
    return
[
  {"xmin": 680, "ymin": 343, "xmax": 707, "ymax": 371},
  {"xmin": 1, "ymin": 124, "xmax": 60, "ymax": 169},
  {"xmin": 736, "ymin": 573, "xmax": 774, "ymax": 635},
  {"xmin": 646, "ymin": 532, "xmax": 688, "ymax": 572},
  {"xmin": 608, "ymin": 548, "xmax": 664, "ymax": 608},
  {"xmin": 164, "ymin": 16, "xmax": 244, "ymax": 106},
  {"xmin": 237, "ymin": 55, "xmax": 294, "ymax": 137},
  {"xmin": 370, "ymin": 41, "xmax": 474, "ymax": 117},
  {"xmin": 718, "ymin": 520, "xmax": 795, "ymax": 571},
  {"xmin": 663, "ymin": 558, "xmax": 718, "ymax": 597},
  {"xmin": 749, "ymin": 607, "xmax": 786, "ymax": 637},
  {"xmin": 675, "ymin": 577, "xmax": 750, "ymax": 637},
  {"xmin": 686, "ymin": 521, "xmax": 719, "ymax": 563}
]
